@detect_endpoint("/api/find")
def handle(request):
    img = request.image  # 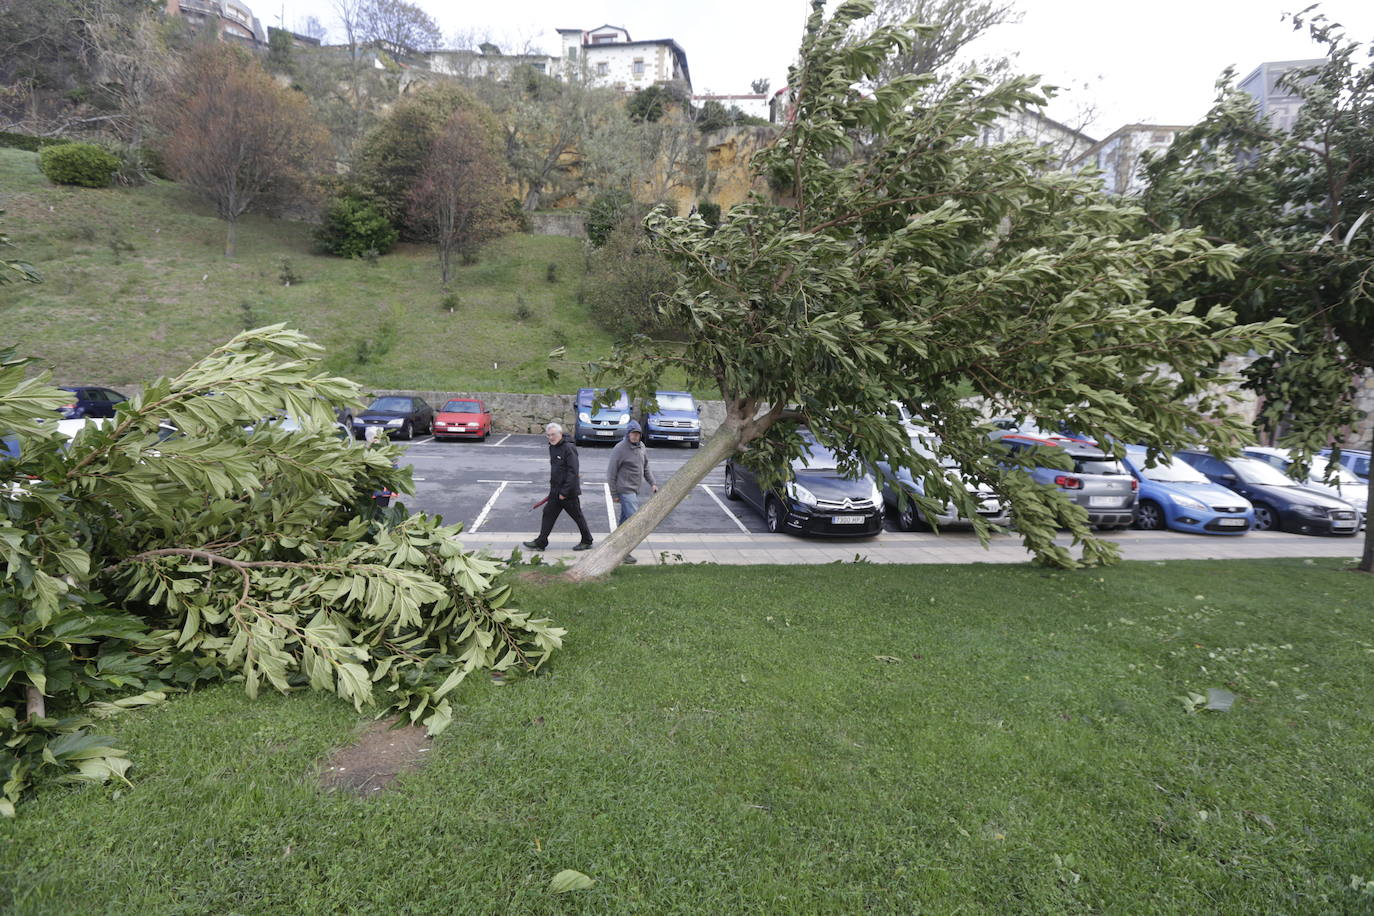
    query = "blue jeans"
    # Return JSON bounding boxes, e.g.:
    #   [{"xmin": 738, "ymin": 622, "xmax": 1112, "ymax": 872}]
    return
[{"xmin": 616, "ymin": 491, "xmax": 641, "ymax": 526}]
